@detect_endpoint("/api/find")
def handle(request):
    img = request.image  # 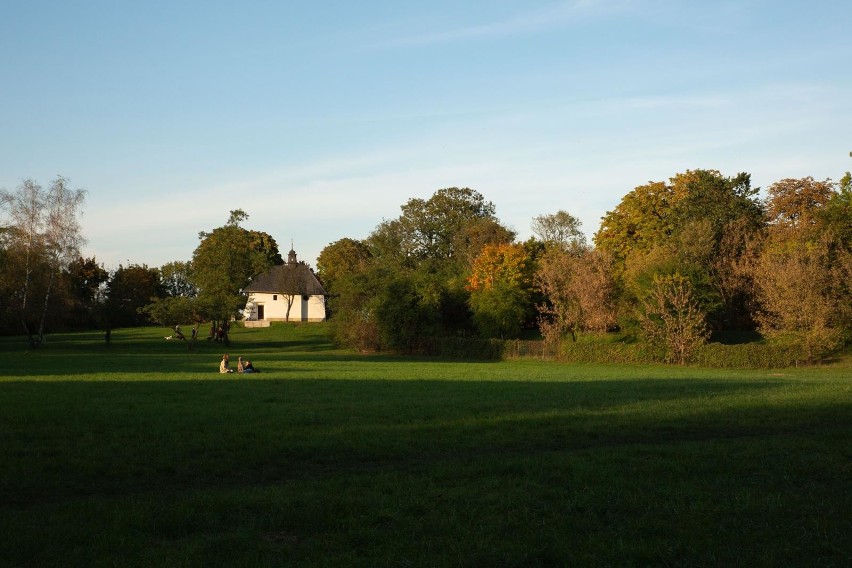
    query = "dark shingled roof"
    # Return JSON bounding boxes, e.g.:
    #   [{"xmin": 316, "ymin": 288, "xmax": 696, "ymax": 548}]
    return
[{"xmin": 244, "ymin": 263, "xmax": 327, "ymax": 296}]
